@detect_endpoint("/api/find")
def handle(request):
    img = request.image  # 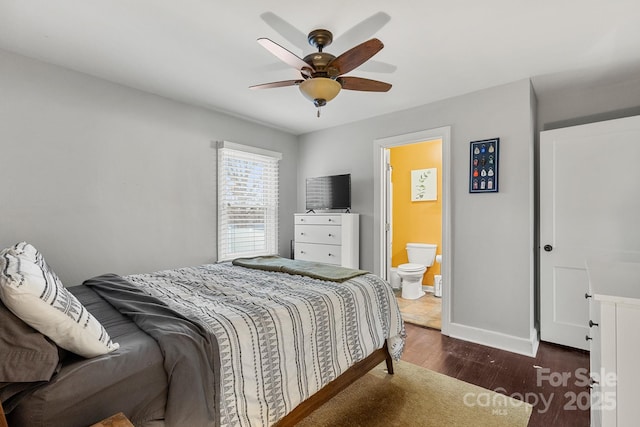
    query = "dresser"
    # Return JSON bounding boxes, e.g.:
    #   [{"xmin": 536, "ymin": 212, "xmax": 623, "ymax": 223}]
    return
[
  {"xmin": 587, "ymin": 255, "xmax": 640, "ymax": 427},
  {"xmin": 293, "ymin": 213, "xmax": 359, "ymax": 269}
]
